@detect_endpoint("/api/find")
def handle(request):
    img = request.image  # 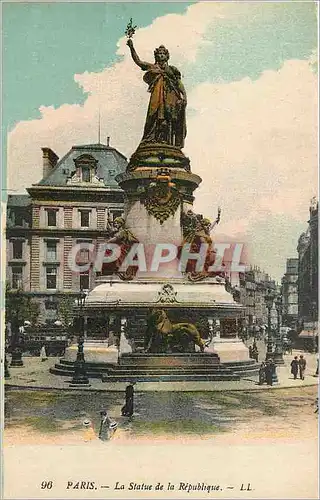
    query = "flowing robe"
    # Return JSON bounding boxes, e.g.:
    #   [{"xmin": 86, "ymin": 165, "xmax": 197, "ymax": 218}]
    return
[{"xmin": 141, "ymin": 64, "xmax": 186, "ymax": 147}]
